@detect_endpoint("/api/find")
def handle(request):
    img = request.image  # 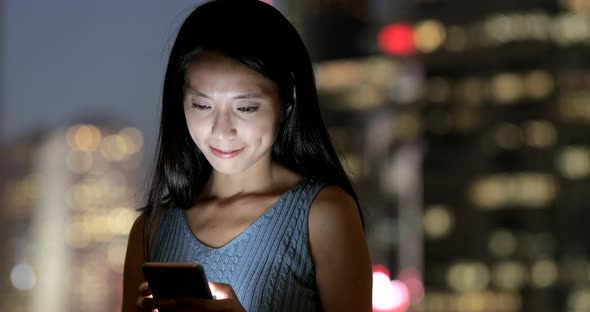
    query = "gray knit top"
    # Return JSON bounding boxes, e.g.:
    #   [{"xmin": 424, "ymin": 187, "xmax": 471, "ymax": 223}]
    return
[{"xmin": 148, "ymin": 176, "xmax": 326, "ymax": 311}]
